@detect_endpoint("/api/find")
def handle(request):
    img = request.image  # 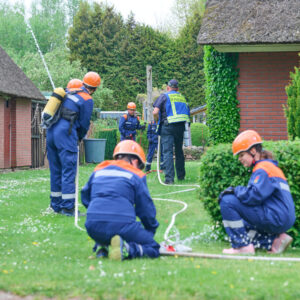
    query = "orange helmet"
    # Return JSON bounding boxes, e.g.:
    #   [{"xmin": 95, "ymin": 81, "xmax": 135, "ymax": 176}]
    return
[
  {"xmin": 113, "ymin": 140, "xmax": 146, "ymax": 169},
  {"xmin": 83, "ymin": 72, "xmax": 101, "ymax": 88},
  {"xmin": 67, "ymin": 78, "xmax": 83, "ymax": 89},
  {"xmin": 232, "ymin": 130, "xmax": 263, "ymax": 156},
  {"xmin": 127, "ymin": 102, "xmax": 136, "ymax": 110}
]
